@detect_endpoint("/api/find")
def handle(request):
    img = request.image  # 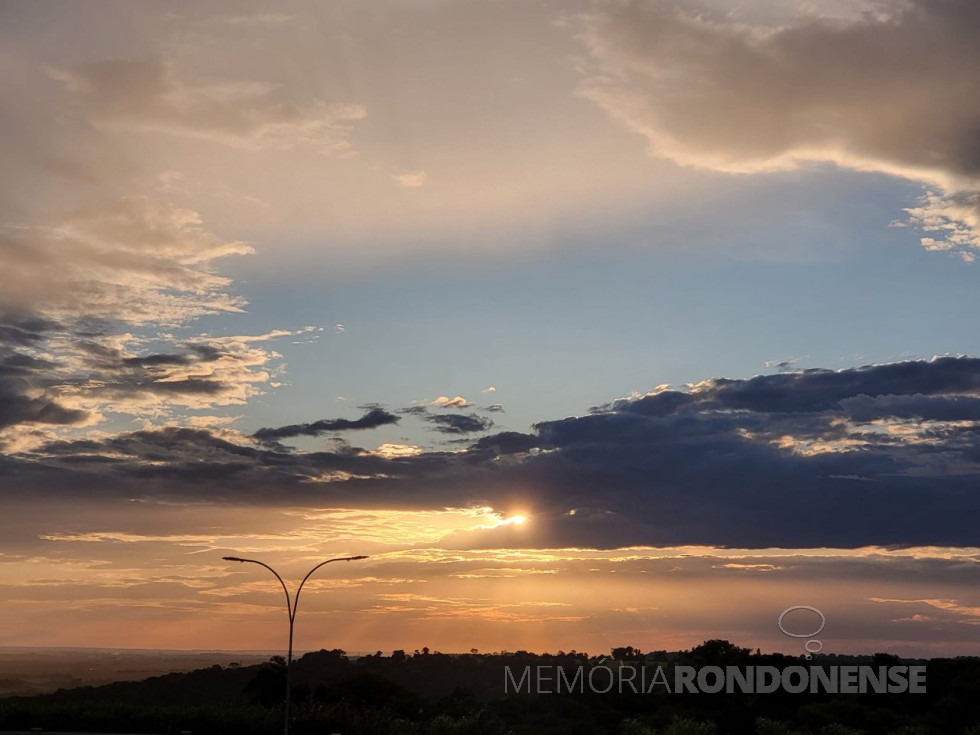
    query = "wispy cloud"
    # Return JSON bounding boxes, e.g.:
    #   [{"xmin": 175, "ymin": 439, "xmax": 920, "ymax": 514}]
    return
[
  {"xmin": 392, "ymin": 170, "xmax": 428, "ymax": 189},
  {"xmin": 49, "ymin": 58, "xmax": 366, "ymax": 155}
]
